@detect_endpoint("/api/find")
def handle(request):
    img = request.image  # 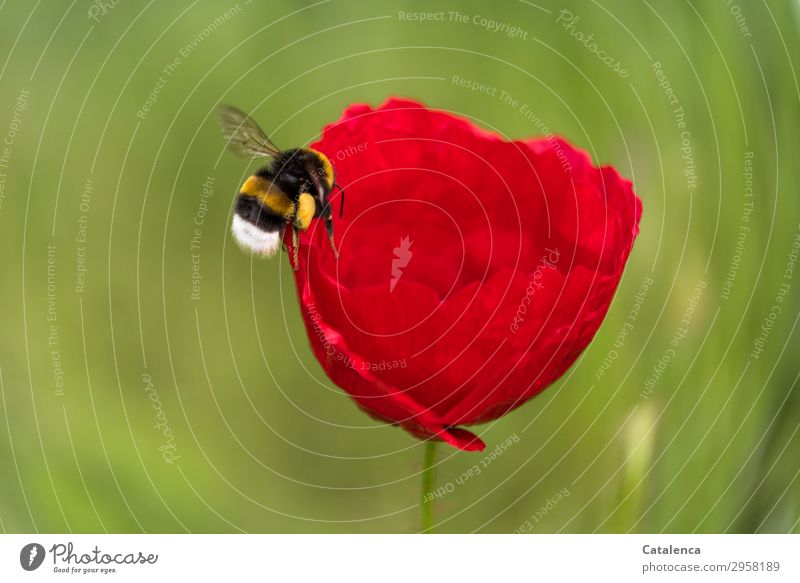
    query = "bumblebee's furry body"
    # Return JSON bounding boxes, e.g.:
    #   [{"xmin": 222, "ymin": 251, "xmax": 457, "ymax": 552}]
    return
[
  {"xmin": 232, "ymin": 149, "xmax": 335, "ymax": 258},
  {"xmin": 218, "ymin": 105, "xmax": 340, "ymax": 263}
]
